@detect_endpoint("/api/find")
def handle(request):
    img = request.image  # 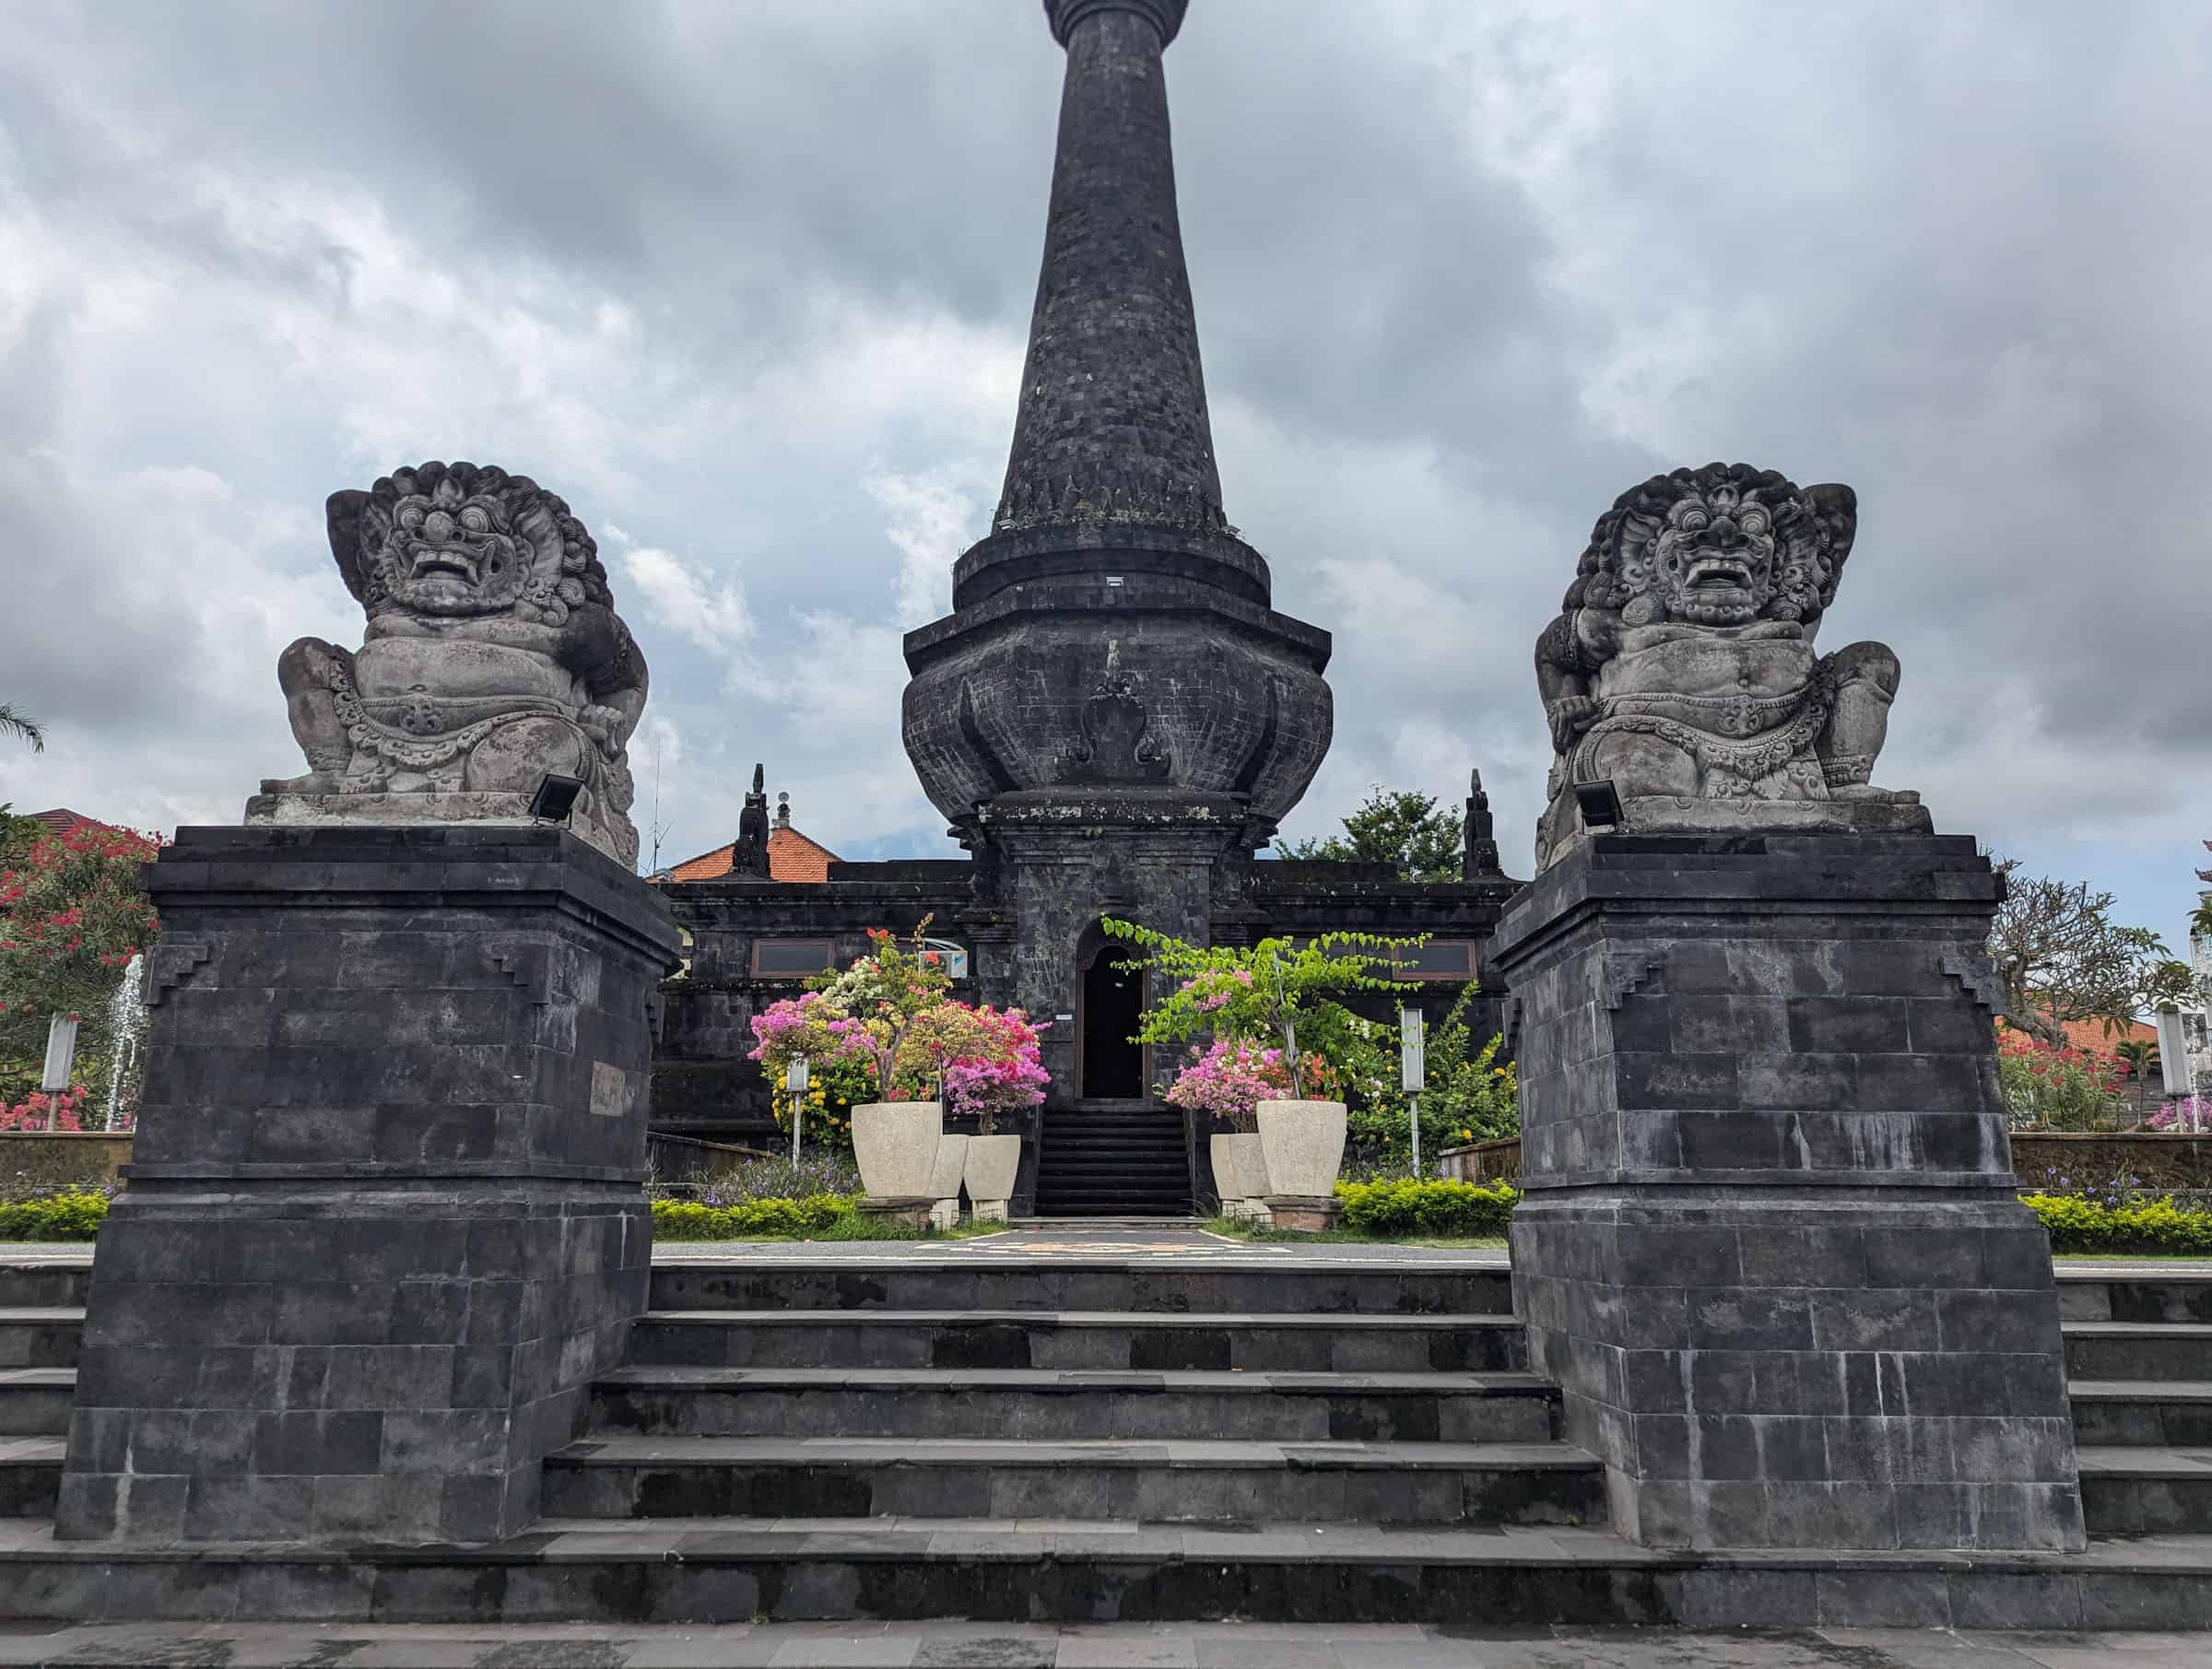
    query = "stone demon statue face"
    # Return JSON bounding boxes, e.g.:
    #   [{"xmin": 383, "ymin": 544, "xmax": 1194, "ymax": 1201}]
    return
[
  {"xmin": 1567, "ymin": 464, "xmax": 1856, "ymax": 634},
  {"xmin": 326, "ymin": 461, "xmax": 612, "ymax": 626}
]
